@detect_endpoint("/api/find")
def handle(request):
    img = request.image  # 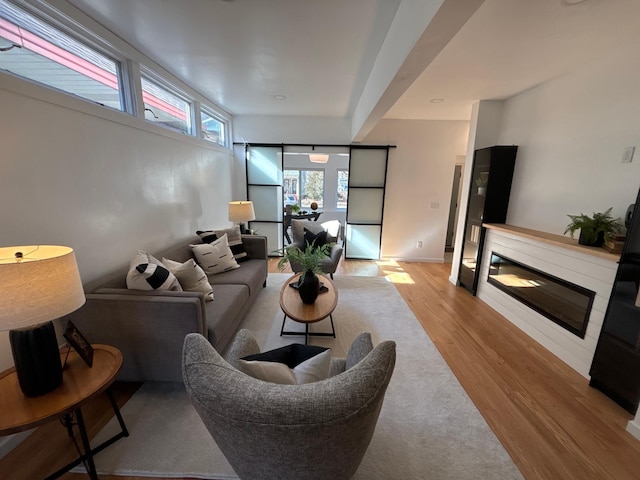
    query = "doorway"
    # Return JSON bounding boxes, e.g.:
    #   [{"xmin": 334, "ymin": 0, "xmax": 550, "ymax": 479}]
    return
[{"xmin": 445, "ymin": 160, "xmax": 464, "ymax": 253}]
